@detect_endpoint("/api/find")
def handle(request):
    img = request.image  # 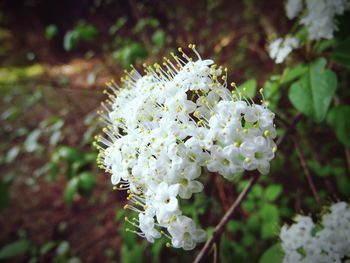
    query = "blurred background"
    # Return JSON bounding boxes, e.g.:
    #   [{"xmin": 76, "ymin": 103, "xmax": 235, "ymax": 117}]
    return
[{"xmin": 0, "ymin": 0, "xmax": 349, "ymax": 262}]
